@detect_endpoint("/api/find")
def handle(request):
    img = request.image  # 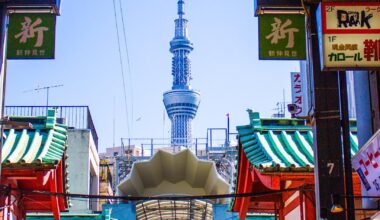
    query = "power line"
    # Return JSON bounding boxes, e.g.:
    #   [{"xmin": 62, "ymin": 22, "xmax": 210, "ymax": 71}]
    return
[
  {"xmin": 118, "ymin": 0, "xmax": 134, "ymax": 136},
  {"xmin": 112, "ymin": 0, "xmax": 130, "ymax": 136},
  {"xmin": 6, "ymin": 186, "xmax": 313, "ymax": 202}
]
